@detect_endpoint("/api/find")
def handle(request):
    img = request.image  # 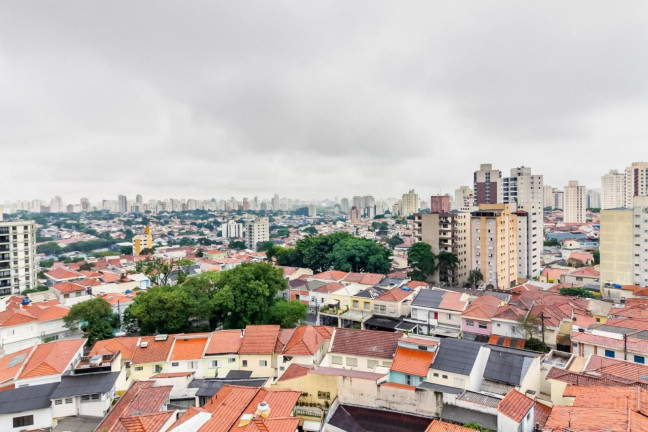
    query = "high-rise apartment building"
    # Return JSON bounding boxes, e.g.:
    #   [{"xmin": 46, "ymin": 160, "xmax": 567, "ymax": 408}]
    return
[
  {"xmin": 245, "ymin": 217, "xmax": 269, "ymax": 250},
  {"xmin": 587, "ymin": 189, "xmax": 601, "ymax": 209},
  {"xmin": 454, "ymin": 186, "xmax": 474, "ymax": 211},
  {"xmin": 413, "ymin": 212, "xmax": 472, "ymax": 285},
  {"xmin": 50, "ymin": 195, "xmax": 63, "ymax": 213},
  {"xmin": 471, "ymin": 204, "xmax": 518, "ymax": 289},
  {"xmin": 553, "ymin": 189, "xmax": 564, "ymax": 210},
  {"xmin": 0, "ymin": 220, "xmax": 37, "ymax": 296},
  {"xmin": 118, "ymin": 195, "xmax": 128, "ymax": 213},
  {"xmin": 132, "ymin": 226, "xmax": 153, "ymax": 255},
  {"xmin": 80, "ymin": 197, "xmax": 90, "ymax": 212},
  {"xmin": 401, "ymin": 190, "xmax": 419, "ymax": 217},
  {"xmin": 602, "ymin": 169, "xmax": 625, "ymax": 209},
  {"xmin": 564, "ymin": 181, "xmax": 587, "ymax": 224},
  {"xmin": 221, "ymin": 220, "xmax": 244, "ymax": 238},
  {"xmin": 430, "ymin": 196, "xmax": 450, "ymax": 214},
  {"xmin": 473, "ymin": 164, "xmax": 502, "ymax": 205},
  {"xmin": 502, "ymin": 167, "xmax": 544, "ymax": 279},
  {"xmin": 543, "ymin": 185, "xmax": 553, "ymax": 210},
  {"xmin": 340, "ymin": 198, "xmax": 350, "ymax": 214},
  {"xmin": 349, "ymin": 206, "xmax": 360, "ymax": 221},
  {"xmin": 625, "ymin": 162, "xmax": 648, "ymax": 207}
]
